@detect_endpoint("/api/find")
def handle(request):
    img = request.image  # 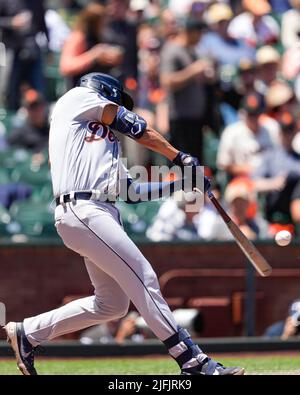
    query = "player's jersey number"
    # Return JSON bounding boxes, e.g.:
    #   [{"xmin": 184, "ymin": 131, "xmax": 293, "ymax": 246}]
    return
[{"xmin": 85, "ymin": 122, "xmax": 115, "ymax": 143}]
